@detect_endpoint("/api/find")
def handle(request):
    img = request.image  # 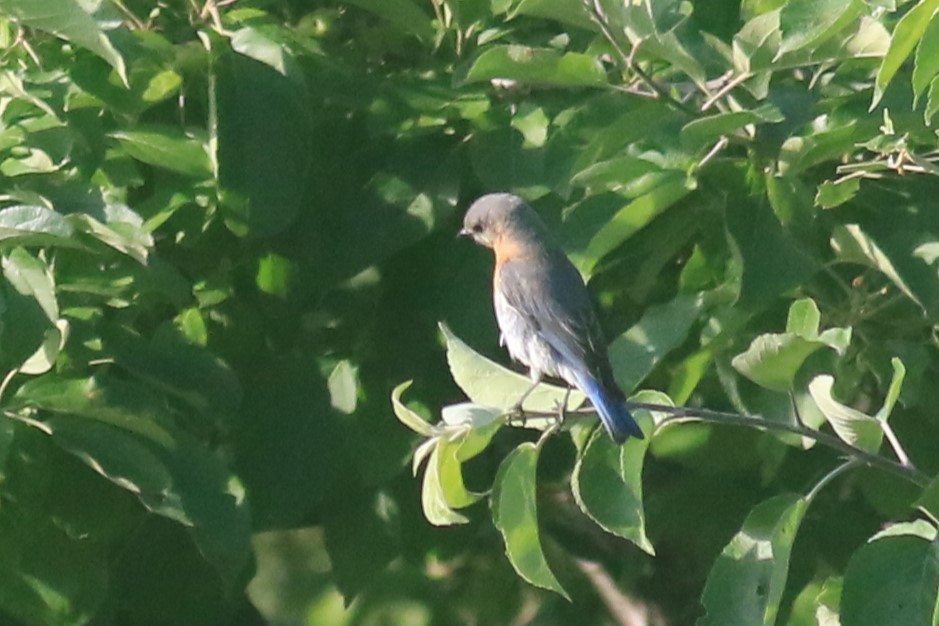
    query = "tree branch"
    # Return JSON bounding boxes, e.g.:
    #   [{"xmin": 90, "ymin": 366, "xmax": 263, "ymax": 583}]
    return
[{"xmin": 504, "ymin": 401, "xmax": 930, "ymax": 488}]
